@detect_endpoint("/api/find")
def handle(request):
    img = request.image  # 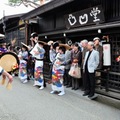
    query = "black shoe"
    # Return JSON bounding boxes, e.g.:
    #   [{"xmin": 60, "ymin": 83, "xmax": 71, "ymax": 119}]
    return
[
  {"xmin": 88, "ymin": 95, "xmax": 98, "ymax": 100},
  {"xmin": 64, "ymin": 83, "xmax": 68, "ymax": 86},
  {"xmin": 74, "ymin": 88, "xmax": 79, "ymax": 90},
  {"xmin": 88, "ymin": 94, "xmax": 94, "ymax": 98},
  {"xmin": 82, "ymin": 92, "xmax": 89, "ymax": 96},
  {"xmin": 66, "ymin": 85, "xmax": 71, "ymax": 88},
  {"xmin": 44, "ymin": 83, "xmax": 47, "ymax": 87},
  {"xmin": 81, "ymin": 88, "xmax": 85, "ymax": 91},
  {"xmin": 72, "ymin": 87, "xmax": 75, "ymax": 90}
]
